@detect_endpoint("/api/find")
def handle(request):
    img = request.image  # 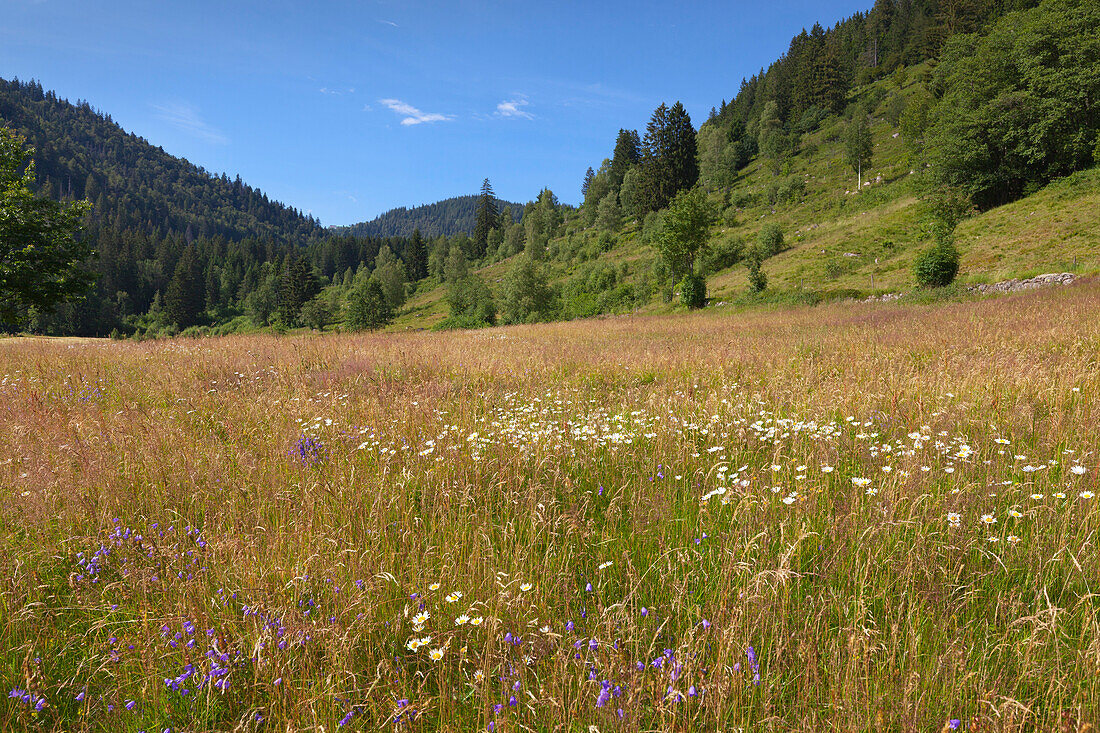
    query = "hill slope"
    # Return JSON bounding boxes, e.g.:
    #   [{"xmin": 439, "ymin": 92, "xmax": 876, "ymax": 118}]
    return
[
  {"xmin": 394, "ymin": 60, "xmax": 1100, "ymax": 330},
  {"xmin": 338, "ymin": 195, "xmax": 523, "ymax": 239},
  {"xmin": 0, "ymin": 76, "xmax": 321, "ymax": 243}
]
